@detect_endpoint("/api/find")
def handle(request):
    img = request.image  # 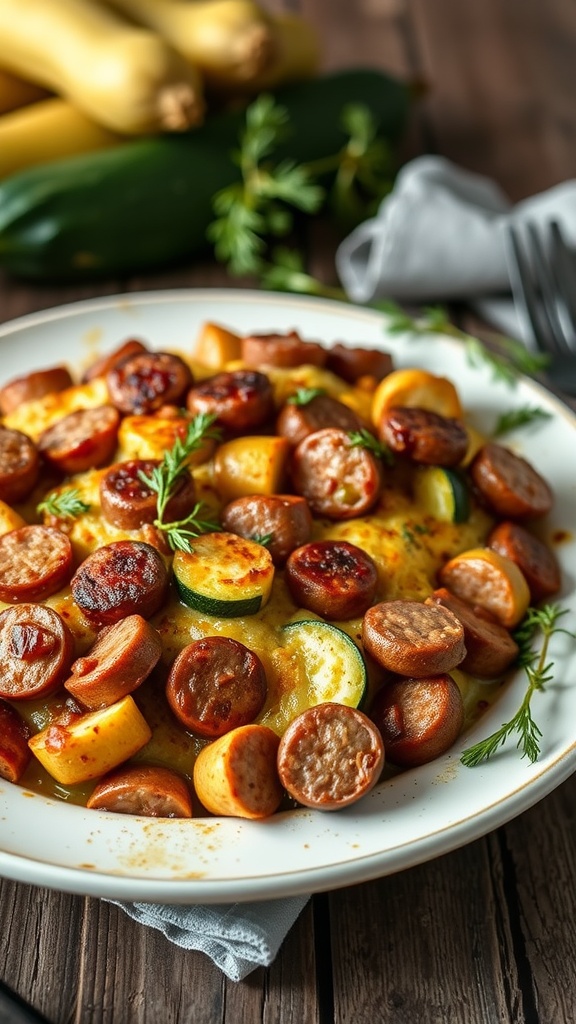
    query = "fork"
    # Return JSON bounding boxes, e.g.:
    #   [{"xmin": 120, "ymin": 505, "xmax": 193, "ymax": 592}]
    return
[{"xmin": 505, "ymin": 219, "xmax": 576, "ymax": 395}]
